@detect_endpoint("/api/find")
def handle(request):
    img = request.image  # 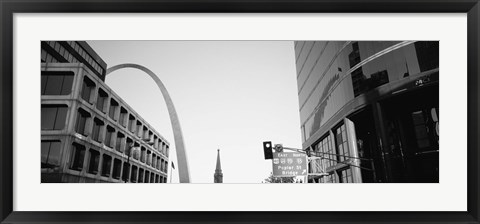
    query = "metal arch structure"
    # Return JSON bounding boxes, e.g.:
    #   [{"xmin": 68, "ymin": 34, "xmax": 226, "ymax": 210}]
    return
[{"xmin": 106, "ymin": 63, "xmax": 191, "ymax": 183}]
